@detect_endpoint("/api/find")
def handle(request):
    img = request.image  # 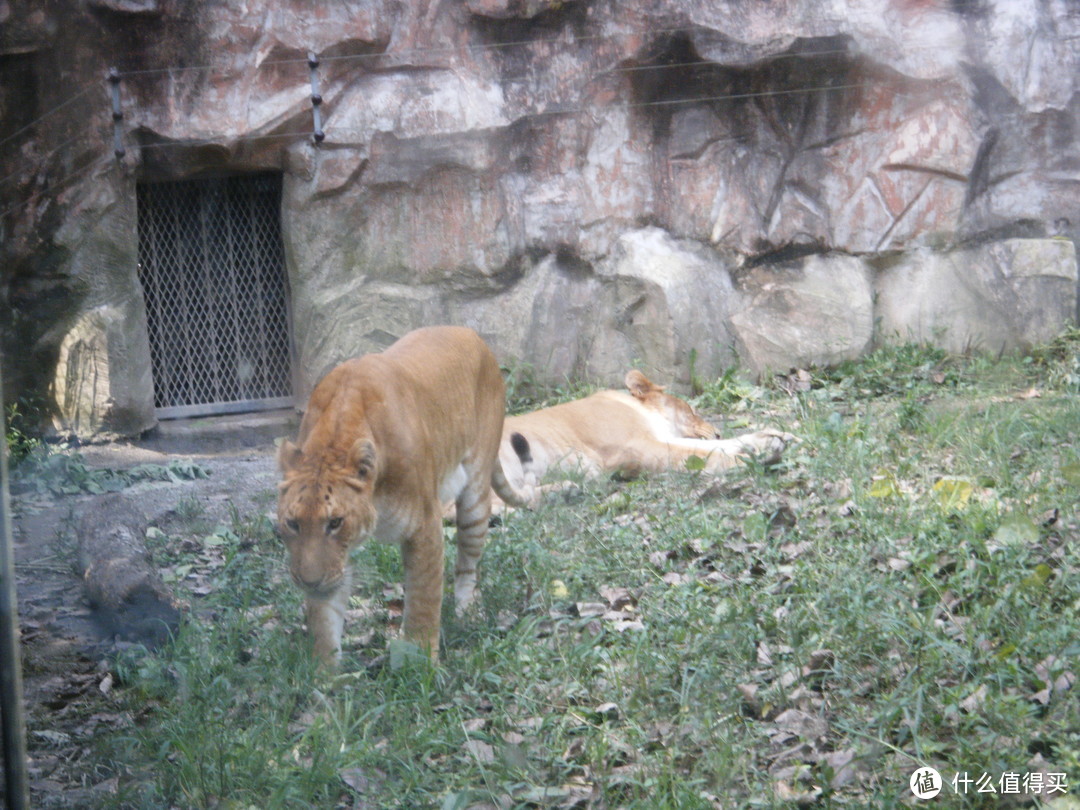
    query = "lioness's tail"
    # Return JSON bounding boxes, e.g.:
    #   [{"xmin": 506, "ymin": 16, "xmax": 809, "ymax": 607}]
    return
[{"xmin": 491, "ymin": 455, "xmax": 532, "ymax": 509}]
